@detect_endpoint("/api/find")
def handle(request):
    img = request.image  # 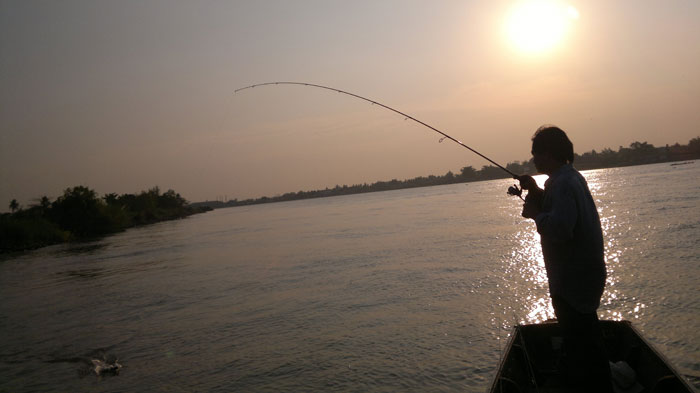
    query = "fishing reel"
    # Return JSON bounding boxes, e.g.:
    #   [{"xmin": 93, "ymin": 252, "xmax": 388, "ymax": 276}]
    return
[{"xmin": 507, "ymin": 184, "xmax": 525, "ymax": 201}]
